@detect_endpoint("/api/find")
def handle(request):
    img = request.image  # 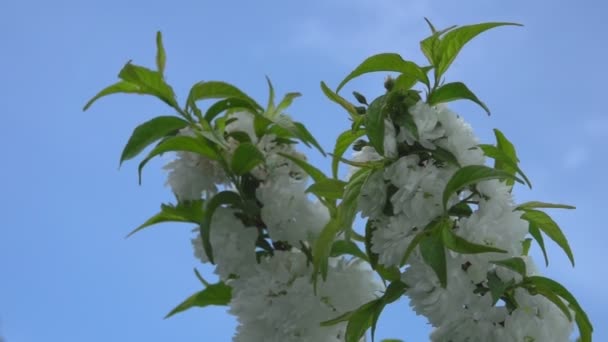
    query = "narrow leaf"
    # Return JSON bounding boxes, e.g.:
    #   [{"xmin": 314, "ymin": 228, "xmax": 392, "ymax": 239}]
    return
[
  {"xmin": 187, "ymin": 81, "xmax": 262, "ymax": 111},
  {"xmin": 83, "ymin": 81, "xmax": 142, "ymax": 111},
  {"xmin": 337, "ymin": 53, "xmax": 429, "ymax": 92},
  {"xmin": 521, "ymin": 209, "xmax": 575, "ymax": 266},
  {"xmin": 479, "ymin": 144, "xmax": 532, "ymax": 188},
  {"xmin": 332, "ymin": 129, "xmax": 366, "ymax": 178},
  {"xmin": 127, "ymin": 200, "xmax": 204, "ymax": 237},
  {"xmin": 120, "ymin": 116, "xmax": 188, "ymax": 165},
  {"xmin": 205, "ymin": 97, "xmax": 259, "ymax": 122},
  {"xmin": 118, "ymin": 63, "xmax": 178, "ymax": 108},
  {"xmin": 420, "ymin": 231, "xmax": 447, "ymax": 288},
  {"xmin": 528, "ymin": 221, "xmax": 549, "ymax": 266},
  {"xmin": 277, "ymin": 152, "xmax": 327, "ymax": 182},
  {"xmin": 156, "ymin": 31, "xmax": 166, "ymax": 75},
  {"xmin": 516, "ymin": 201, "xmax": 576, "ymax": 211},
  {"xmin": 138, "ymin": 135, "xmax": 219, "ymax": 183},
  {"xmin": 427, "ymin": 82, "xmax": 490, "ymax": 115},
  {"xmin": 436, "ymin": 22, "xmax": 522, "ymax": 78},
  {"xmin": 330, "ymin": 240, "xmax": 368, "ymax": 261},
  {"xmin": 306, "ymin": 179, "xmax": 347, "ymax": 200},
  {"xmin": 442, "ymin": 165, "xmax": 522, "ymax": 209},
  {"xmin": 231, "ymin": 142, "xmax": 265, "ymax": 175},
  {"xmin": 366, "ymin": 95, "xmax": 387, "ymax": 155},
  {"xmin": 490, "ymin": 257, "xmax": 527, "ymax": 277},
  {"xmin": 321, "ymin": 81, "xmax": 358, "ymax": 118},
  {"xmin": 441, "ymin": 224, "xmax": 507, "ymax": 254},
  {"xmin": 164, "ymin": 282, "xmax": 231, "ymax": 318},
  {"xmin": 200, "ymin": 191, "xmax": 243, "ymax": 263}
]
